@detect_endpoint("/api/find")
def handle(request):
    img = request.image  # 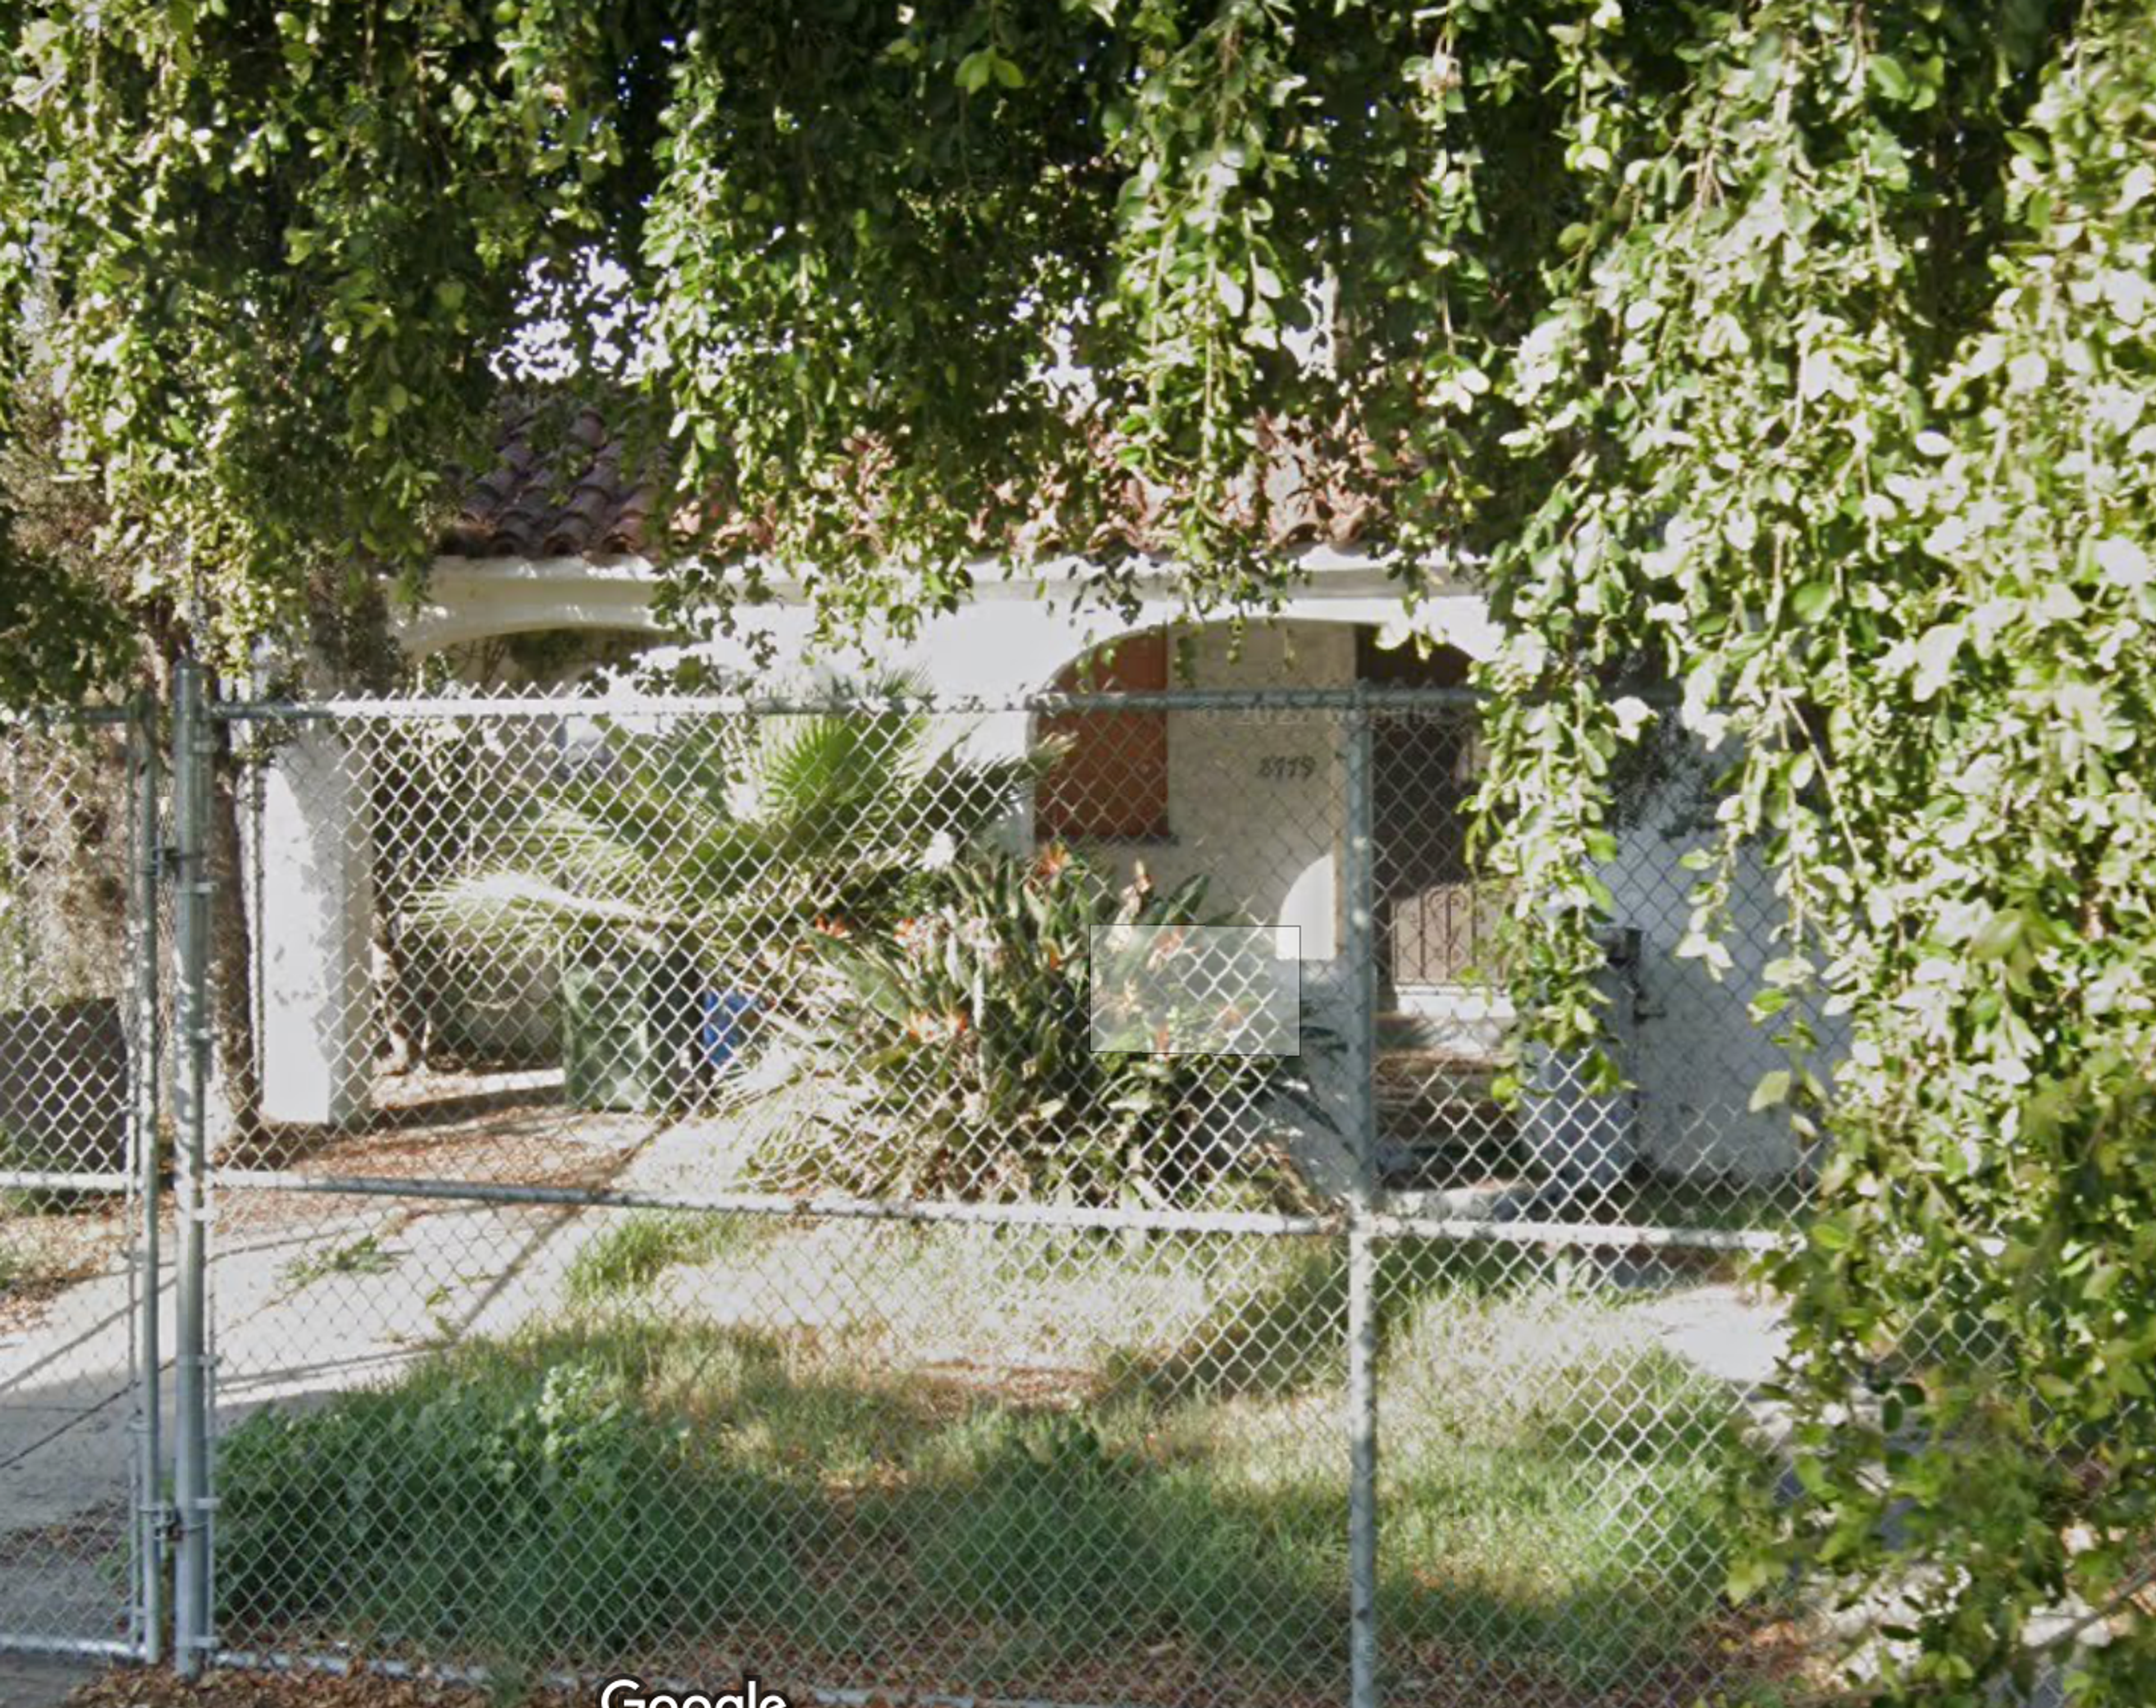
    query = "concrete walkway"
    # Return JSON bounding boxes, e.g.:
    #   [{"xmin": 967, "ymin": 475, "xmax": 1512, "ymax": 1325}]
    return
[
  {"xmin": 0, "ymin": 1109, "xmax": 762, "ymax": 1645},
  {"xmin": 1624, "ymin": 1275, "xmax": 1790, "ymax": 1389}
]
